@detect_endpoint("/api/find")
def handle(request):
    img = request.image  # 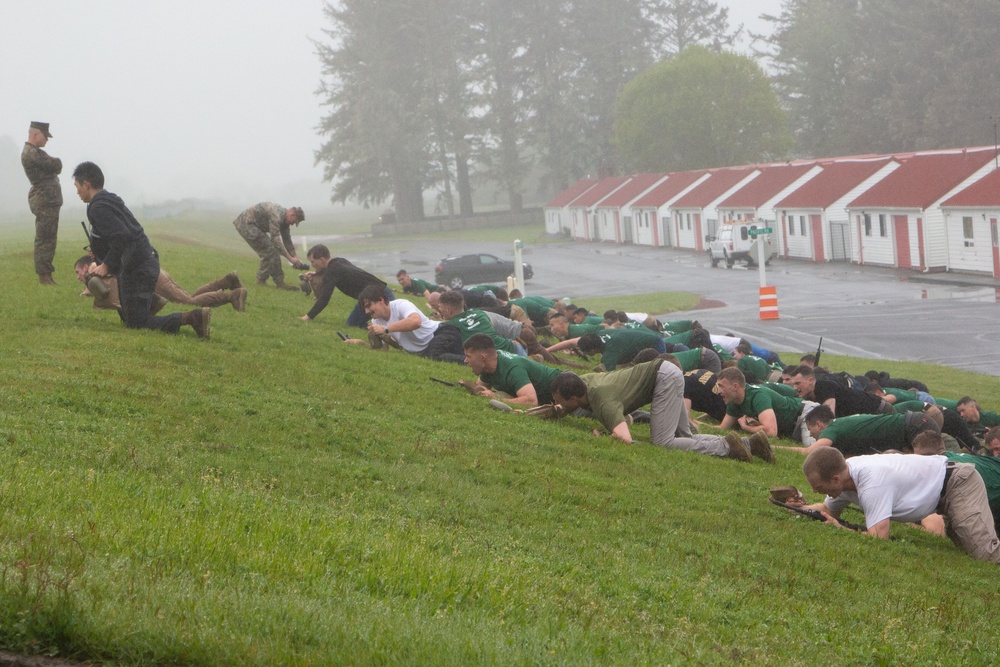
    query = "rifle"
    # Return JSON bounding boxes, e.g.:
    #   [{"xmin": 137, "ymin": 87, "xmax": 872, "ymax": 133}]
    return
[
  {"xmin": 81, "ymin": 220, "xmax": 93, "ymax": 252},
  {"xmin": 429, "ymin": 376, "xmax": 483, "ymax": 395},
  {"xmin": 814, "ymin": 336, "xmax": 823, "ymax": 367},
  {"xmin": 768, "ymin": 498, "xmax": 865, "ymax": 531}
]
